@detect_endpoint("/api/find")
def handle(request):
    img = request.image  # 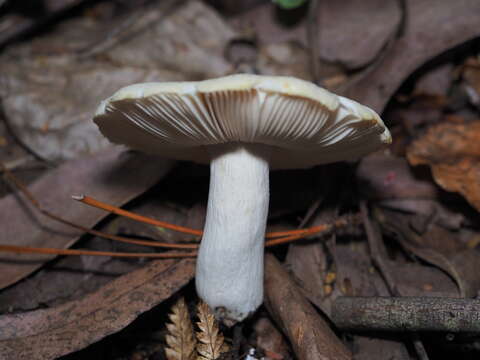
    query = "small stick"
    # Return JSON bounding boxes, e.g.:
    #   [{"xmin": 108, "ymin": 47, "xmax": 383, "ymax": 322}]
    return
[
  {"xmin": 361, "ymin": 202, "xmax": 429, "ymax": 359},
  {"xmin": 332, "ymin": 296, "xmax": 480, "ymax": 333},
  {"xmin": 360, "ymin": 201, "xmax": 398, "ymax": 295},
  {"xmin": 264, "ymin": 253, "xmax": 352, "ymax": 360}
]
